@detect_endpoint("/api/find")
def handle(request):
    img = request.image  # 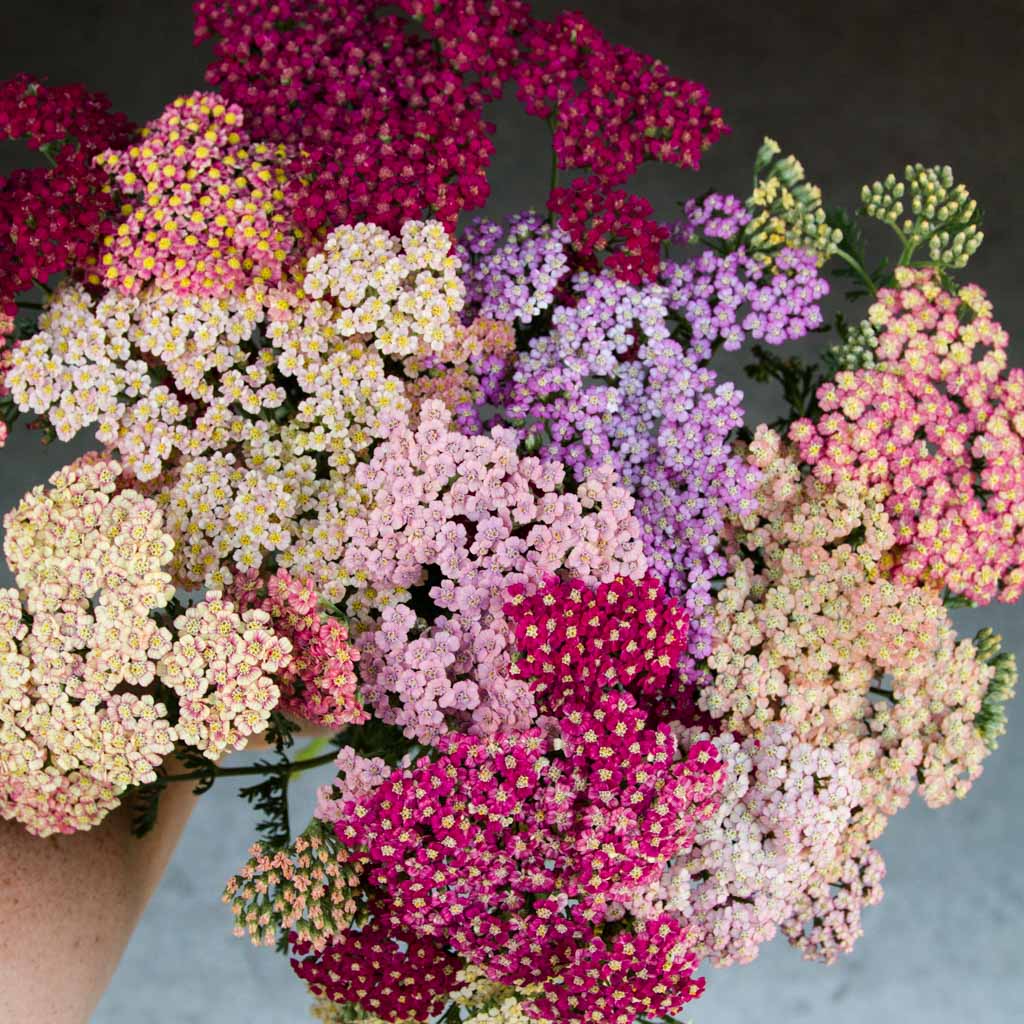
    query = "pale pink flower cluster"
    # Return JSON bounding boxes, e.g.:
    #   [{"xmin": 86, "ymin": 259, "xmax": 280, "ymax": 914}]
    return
[
  {"xmin": 340, "ymin": 400, "xmax": 648, "ymax": 742},
  {"xmin": 95, "ymin": 92, "xmax": 298, "ymax": 295},
  {"xmin": 158, "ymin": 593, "xmax": 290, "ymax": 758},
  {"xmin": 791, "ymin": 267, "xmax": 1024, "ymax": 604},
  {"xmin": 655, "ymin": 725, "xmax": 861, "ymax": 966},
  {"xmin": 299, "ymin": 220, "xmax": 464, "ymax": 359},
  {"xmin": 704, "ymin": 427, "xmax": 995, "ymax": 844}
]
